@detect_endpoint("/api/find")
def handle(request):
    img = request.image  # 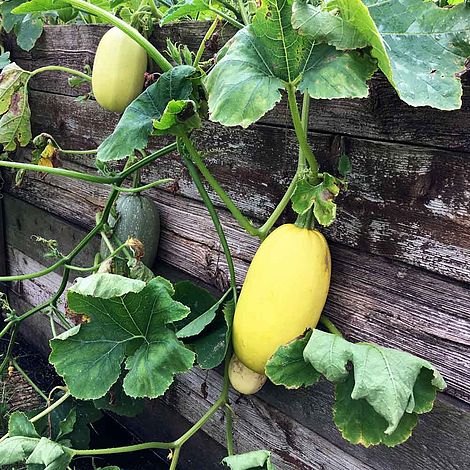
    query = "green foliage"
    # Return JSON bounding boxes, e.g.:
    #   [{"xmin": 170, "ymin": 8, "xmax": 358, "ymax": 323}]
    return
[
  {"xmin": 0, "ymin": 412, "xmax": 73, "ymax": 469},
  {"xmin": 93, "ymin": 374, "xmax": 145, "ymax": 417},
  {"xmin": 173, "ymin": 281, "xmax": 234, "ymax": 369},
  {"xmin": 222, "ymin": 449, "xmax": 276, "ymax": 469},
  {"xmin": 321, "ymin": 0, "xmax": 470, "ymax": 109},
  {"xmin": 266, "ymin": 330, "xmax": 446, "ymax": 446},
  {"xmin": 50, "ymin": 273, "xmax": 195, "ymax": 399},
  {"xmin": 205, "ymin": 0, "xmax": 377, "ymax": 127},
  {"xmin": 0, "ymin": 63, "xmax": 32, "ymax": 151},
  {"xmin": 33, "ymin": 395, "xmax": 102, "ymax": 449},
  {"xmin": 0, "ymin": 0, "xmax": 43, "ymax": 51},
  {"xmin": 265, "ymin": 331, "xmax": 319, "ymax": 389},
  {"xmin": 291, "ymin": 171, "xmax": 341, "ymax": 226},
  {"xmin": 338, "ymin": 153, "xmax": 352, "ymax": 178},
  {"xmin": 97, "ymin": 65, "xmax": 200, "ymax": 162},
  {"xmin": 160, "ymin": 0, "xmax": 210, "ymax": 25}
]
